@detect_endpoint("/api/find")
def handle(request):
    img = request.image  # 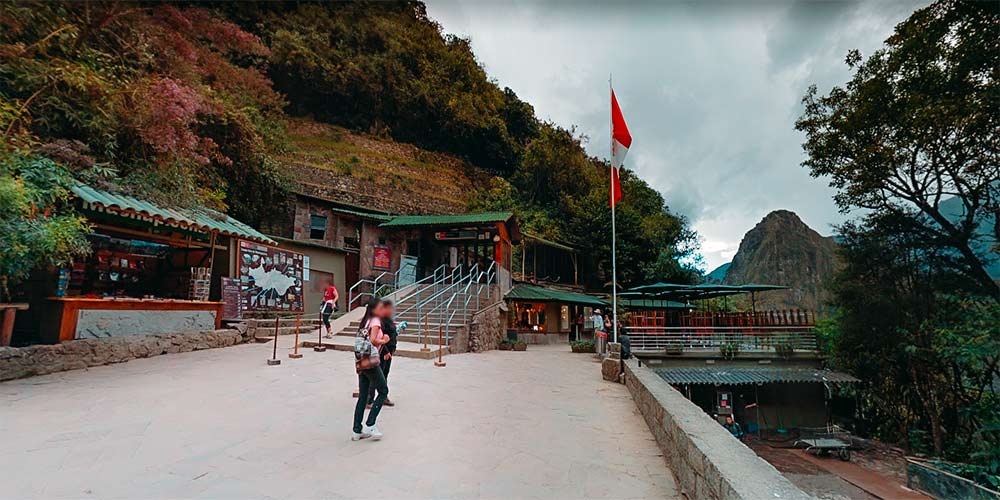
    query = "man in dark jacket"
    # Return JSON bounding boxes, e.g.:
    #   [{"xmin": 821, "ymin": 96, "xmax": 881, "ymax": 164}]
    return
[{"xmin": 369, "ymin": 299, "xmax": 404, "ymax": 407}]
